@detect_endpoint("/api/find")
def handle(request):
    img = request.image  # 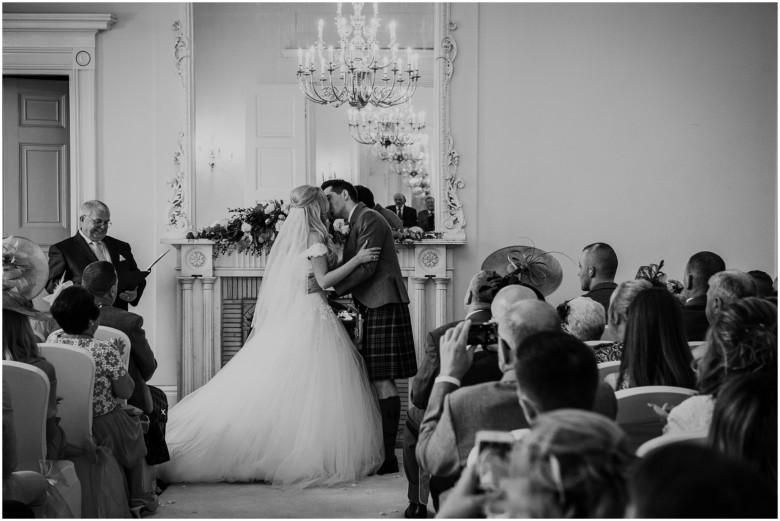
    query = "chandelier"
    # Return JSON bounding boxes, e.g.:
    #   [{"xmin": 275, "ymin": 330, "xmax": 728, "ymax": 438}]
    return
[
  {"xmin": 296, "ymin": 2, "xmax": 421, "ymax": 110},
  {"xmin": 374, "ymin": 139, "xmax": 431, "ymax": 196},
  {"xmin": 348, "ymin": 104, "xmax": 426, "ymax": 147}
]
